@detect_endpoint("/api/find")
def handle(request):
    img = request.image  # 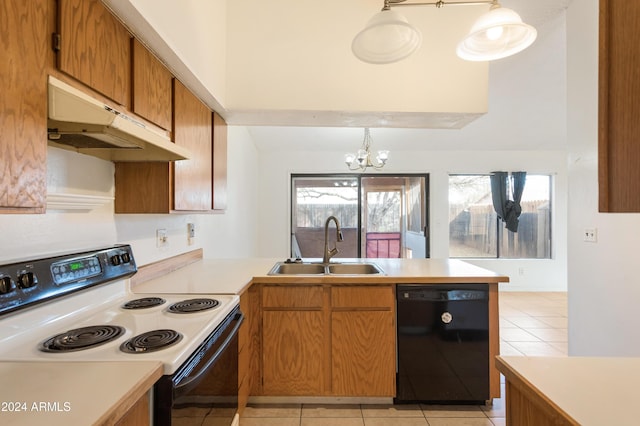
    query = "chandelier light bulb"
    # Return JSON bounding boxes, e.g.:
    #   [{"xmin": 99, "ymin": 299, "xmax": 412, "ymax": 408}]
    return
[{"xmin": 345, "ymin": 153, "xmax": 356, "ymax": 166}]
